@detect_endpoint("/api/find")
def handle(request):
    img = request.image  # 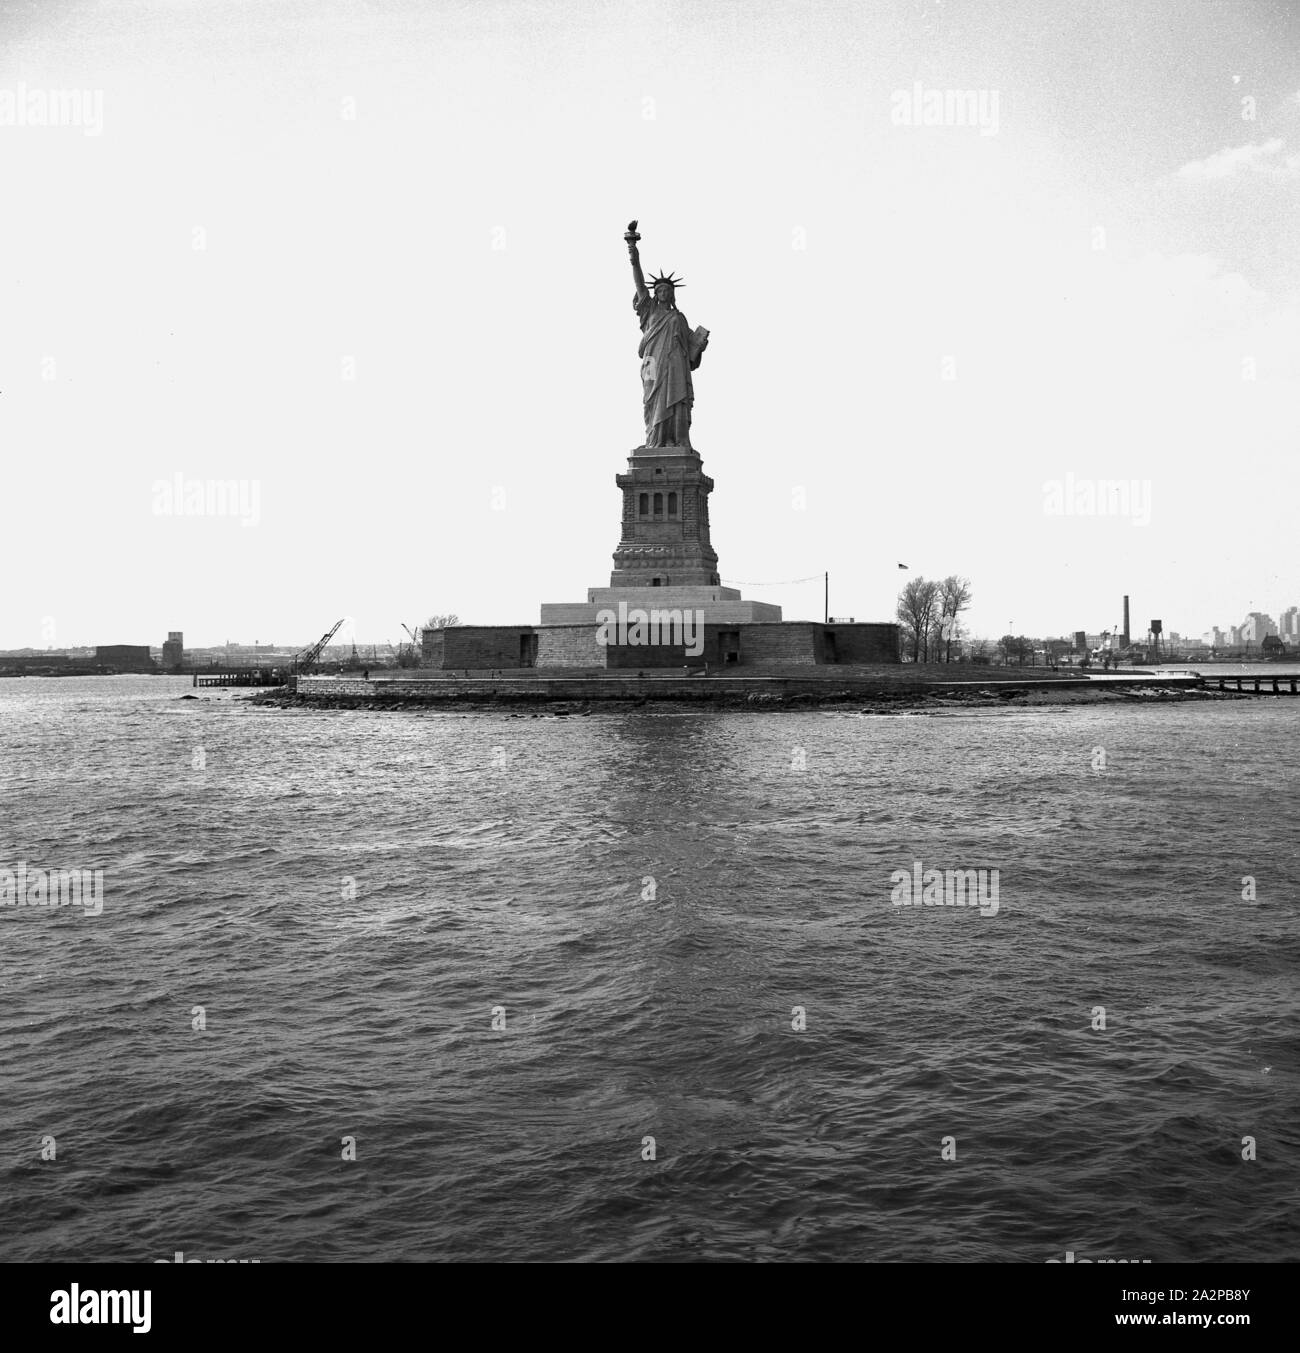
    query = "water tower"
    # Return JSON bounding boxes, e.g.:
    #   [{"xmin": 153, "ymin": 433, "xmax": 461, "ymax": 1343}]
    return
[{"xmin": 1149, "ymin": 618, "xmax": 1163, "ymax": 661}]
